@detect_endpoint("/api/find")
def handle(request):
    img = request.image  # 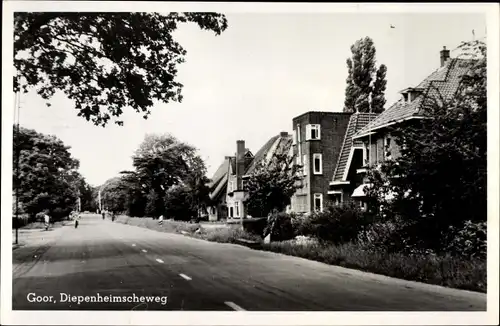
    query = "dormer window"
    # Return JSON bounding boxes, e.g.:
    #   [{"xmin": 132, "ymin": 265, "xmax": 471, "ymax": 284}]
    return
[{"xmin": 400, "ymin": 87, "xmax": 423, "ymax": 104}]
